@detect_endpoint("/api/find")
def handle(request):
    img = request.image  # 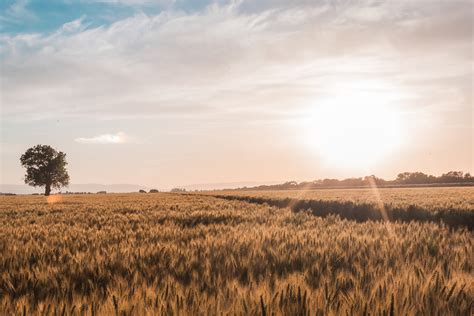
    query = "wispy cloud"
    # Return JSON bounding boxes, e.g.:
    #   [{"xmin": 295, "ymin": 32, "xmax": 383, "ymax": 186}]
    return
[
  {"xmin": 0, "ymin": 0, "xmax": 37, "ymax": 24},
  {"xmin": 58, "ymin": 16, "xmax": 88, "ymax": 33},
  {"xmin": 75, "ymin": 132, "xmax": 131, "ymax": 144},
  {"xmin": 0, "ymin": 0, "xmax": 471, "ymax": 125}
]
